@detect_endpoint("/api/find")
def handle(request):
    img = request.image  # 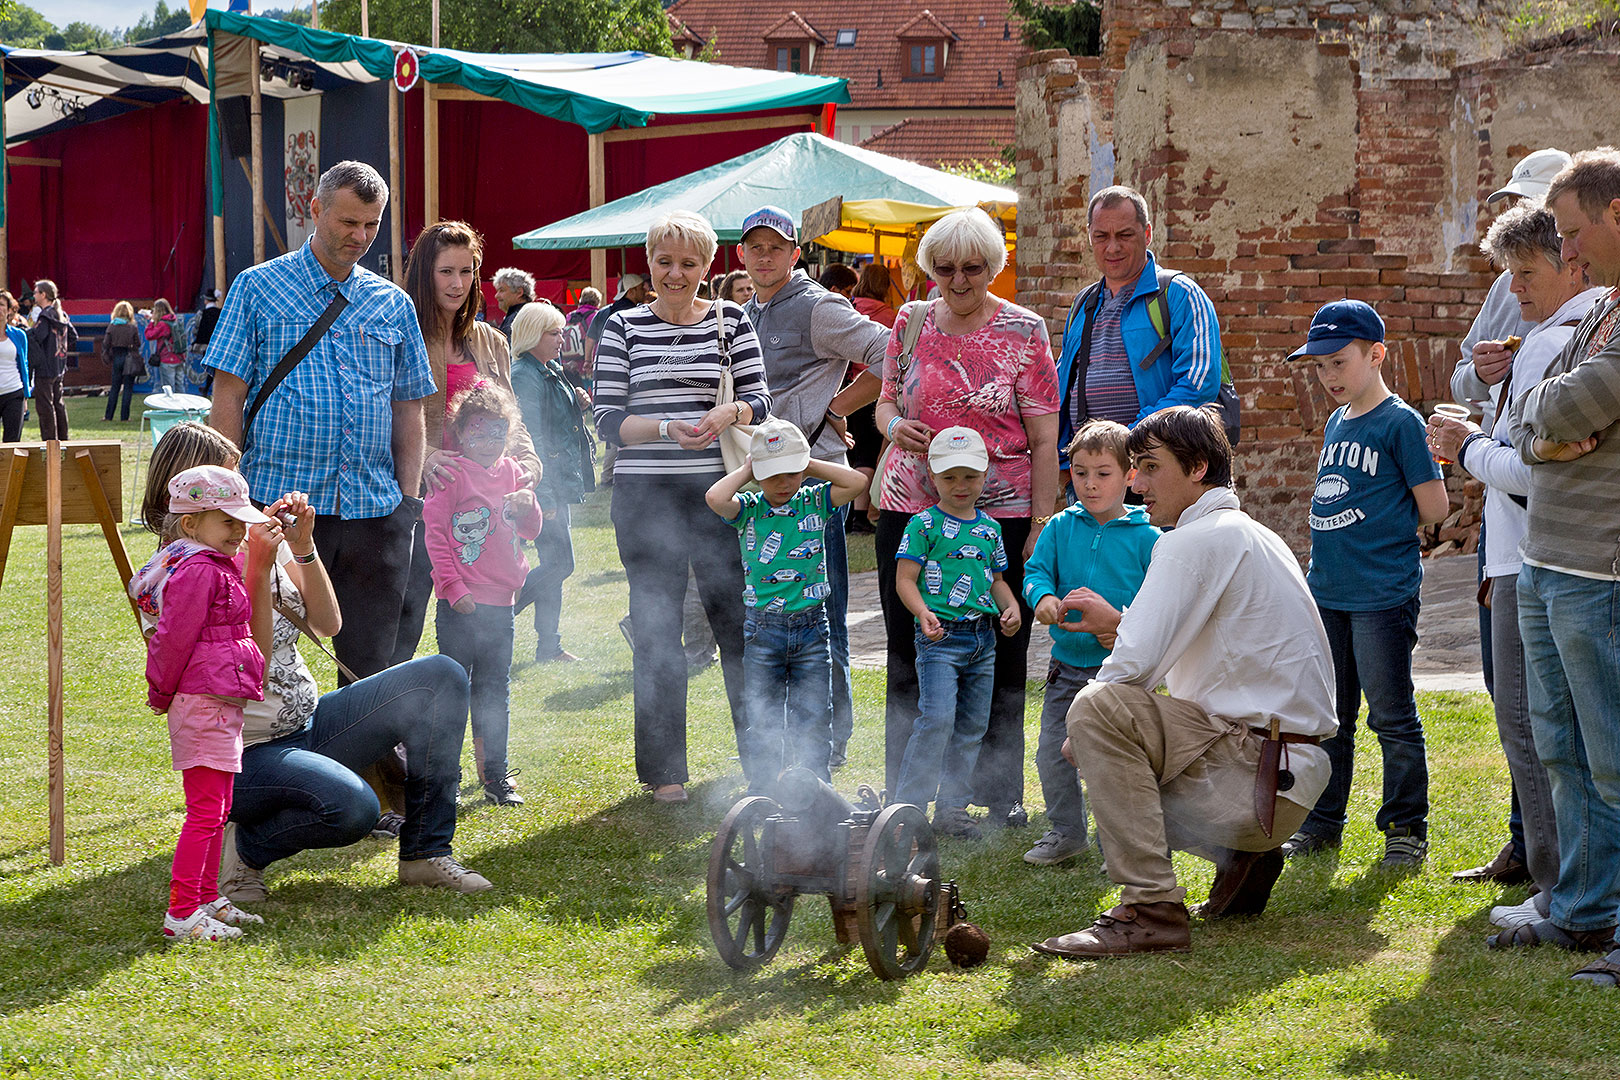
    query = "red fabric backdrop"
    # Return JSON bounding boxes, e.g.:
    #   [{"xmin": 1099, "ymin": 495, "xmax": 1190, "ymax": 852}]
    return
[{"xmin": 9, "ymin": 101, "xmax": 208, "ymax": 310}]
